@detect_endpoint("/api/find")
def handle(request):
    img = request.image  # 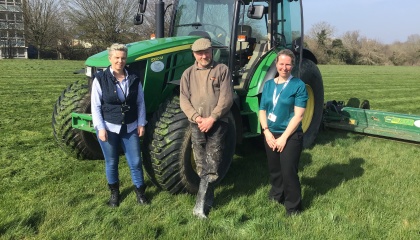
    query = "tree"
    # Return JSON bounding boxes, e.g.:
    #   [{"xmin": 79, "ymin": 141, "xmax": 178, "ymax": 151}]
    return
[
  {"xmin": 304, "ymin": 22, "xmax": 419, "ymax": 66},
  {"xmin": 341, "ymin": 31, "xmax": 362, "ymax": 65},
  {"xmin": 55, "ymin": 18, "xmax": 94, "ymax": 60},
  {"xmin": 405, "ymin": 34, "xmax": 420, "ymax": 65},
  {"xmin": 304, "ymin": 36, "xmax": 330, "ymax": 64},
  {"xmin": 22, "ymin": 0, "xmax": 62, "ymax": 59},
  {"xmin": 65, "ymin": 0, "xmax": 140, "ymax": 52},
  {"xmin": 329, "ymin": 39, "xmax": 351, "ymax": 64},
  {"xmin": 306, "ymin": 21, "xmax": 337, "ymax": 64},
  {"xmin": 308, "ymin": 21, "xmax": 336, "ymax": 47},
  {"xmin": 357, "ymin": 38, "xmax": 387, "ymax": 65}
]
